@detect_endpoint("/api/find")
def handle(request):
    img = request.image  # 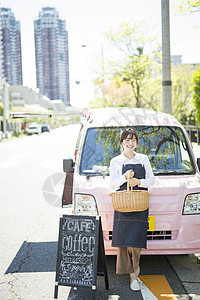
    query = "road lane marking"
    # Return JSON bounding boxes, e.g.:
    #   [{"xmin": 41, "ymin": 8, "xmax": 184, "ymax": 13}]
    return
[
  {"xmin": 138, "ymin": 278, "xmax": 158, "ymax": 299},
  {"xmin": 139, "ymin": 275, "xmax": 176, "ymax": 300}
]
